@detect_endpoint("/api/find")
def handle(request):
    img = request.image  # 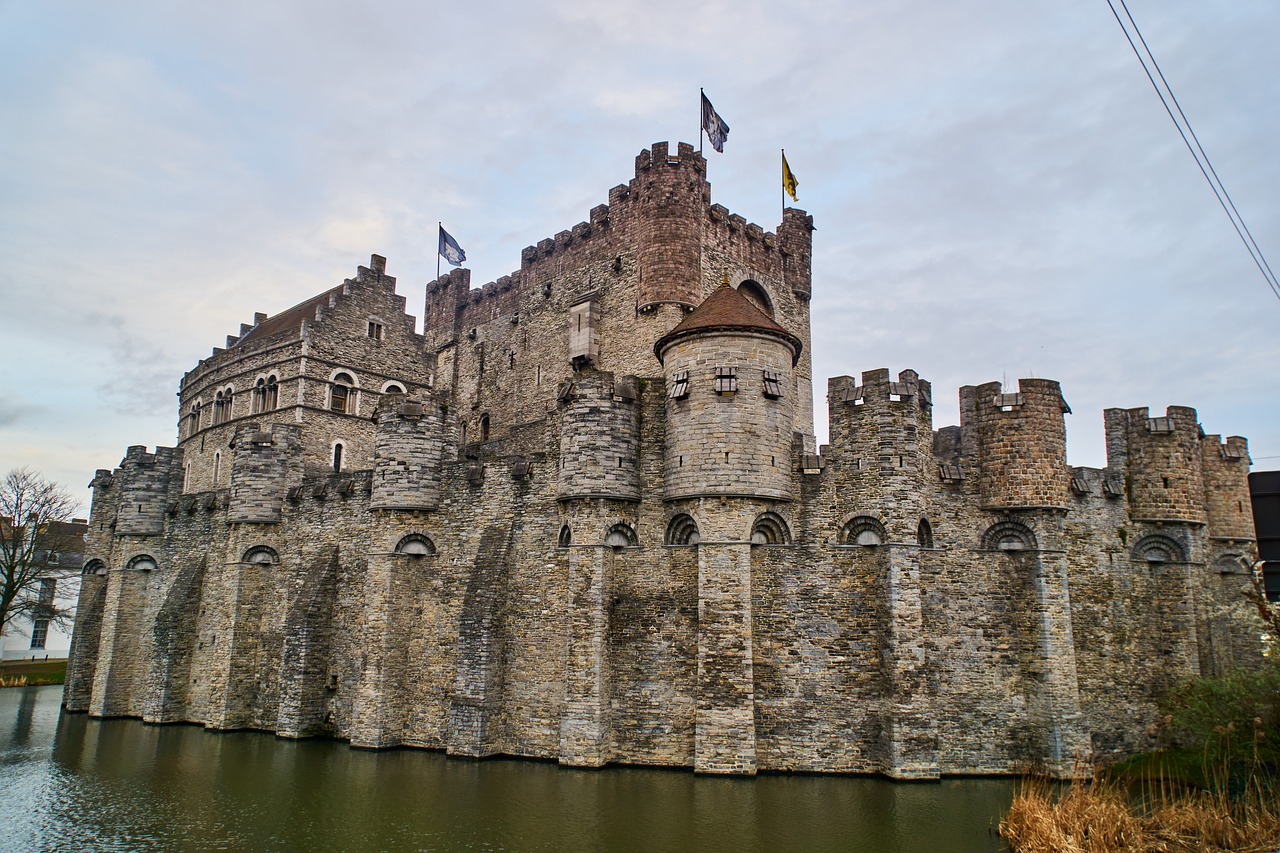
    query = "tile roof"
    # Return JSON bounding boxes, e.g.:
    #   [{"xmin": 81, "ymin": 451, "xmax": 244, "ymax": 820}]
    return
[
  {"xmin": 239, "ymin": 285, "xmax": 345, "ymax": 345},
  {"xmin": 655, "ymin": 285, "xmax": 802, "ymax": 364}
]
